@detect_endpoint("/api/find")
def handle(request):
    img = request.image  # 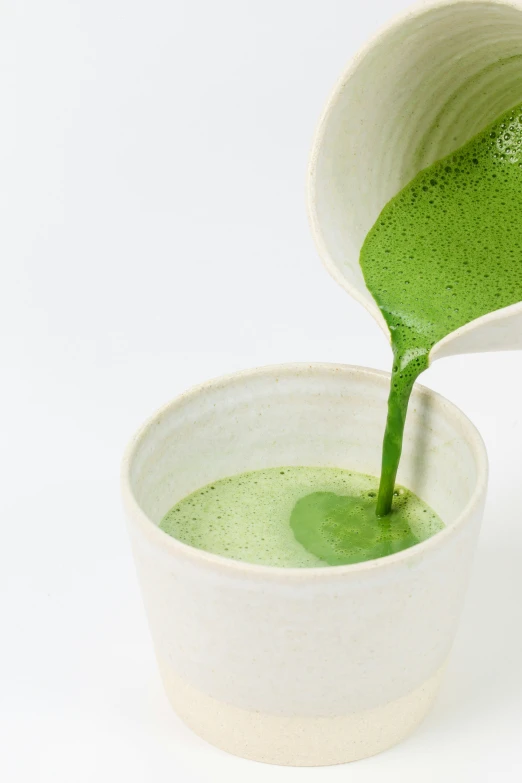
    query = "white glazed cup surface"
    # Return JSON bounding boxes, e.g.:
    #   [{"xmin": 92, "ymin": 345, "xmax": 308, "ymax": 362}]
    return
[
  {"xmin": 122, "ymin": 363, "xmax": 487, "ymax": 766},
  {"xmin": 307, "ymin": 0, "xmax": 522, "ymax": 359}
]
